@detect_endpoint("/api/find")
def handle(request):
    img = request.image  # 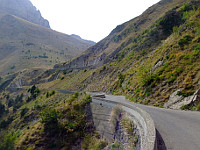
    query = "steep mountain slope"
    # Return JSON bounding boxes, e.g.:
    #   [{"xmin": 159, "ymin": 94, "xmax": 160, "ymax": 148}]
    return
[
  {"xmin": 0, "ymin": 0, "xmax": 200, "ymax": 149},
  {"xmin": 1, "ymin": 0, "xmax": 199, "ymax": 109},
  {"xmin": 55, "ymin": 0, "xmax": 191, "ymax": 69},
  {"xmin": 0, "ymin": 0, "xmax": 50, "ymax": 28},
  {"xmin": 0, "ymin": 0, "xmax": 95, "ymax": 75},
  {"xmin": 71, "ymin": 34, "xmax": 96, "ymax": 45},
  {"xmin": 53, "ymin": 0, "xmax": 200, "ymax": 109}
]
